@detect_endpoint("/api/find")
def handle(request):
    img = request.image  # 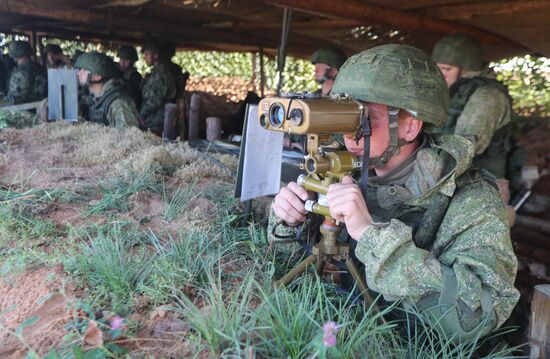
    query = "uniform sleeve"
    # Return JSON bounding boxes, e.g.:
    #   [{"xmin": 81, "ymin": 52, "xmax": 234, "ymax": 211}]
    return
[
  {"xmin": 4, "ymin": 70, "xmax": 30, "ymax": 105},
  {"xmin": 355, "ymin": 180, "xmax": 519, "ymax": 341},
  {"xmin": 107, "ymin": 98, "xmax": 139, "ymax": 128},
  {"xmin": 139, "ymin": 68, "xmax": 167, "ymax": 119},
  {"xmin": 454, "ymin": 86, "xmax": 512, "ymax": 155}
]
